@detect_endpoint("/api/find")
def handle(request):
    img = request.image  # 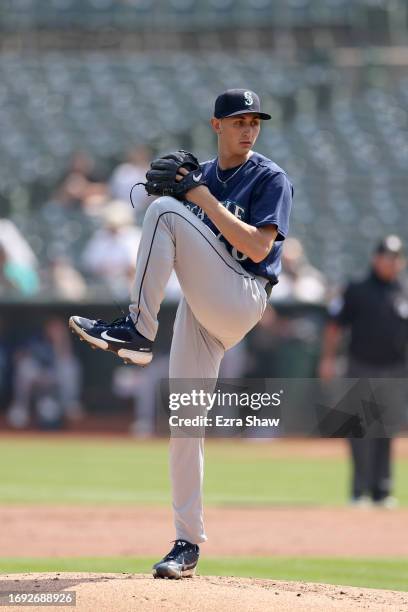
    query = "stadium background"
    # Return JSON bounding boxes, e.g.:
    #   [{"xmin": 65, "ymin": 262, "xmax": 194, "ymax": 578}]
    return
[
  {"xmin": 1, "ymin": 0, "xmax": 408, "ymax": 426},
  {"xmin": 0, "ymin": 0, "xmax": 407, "ymax": 601}
]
